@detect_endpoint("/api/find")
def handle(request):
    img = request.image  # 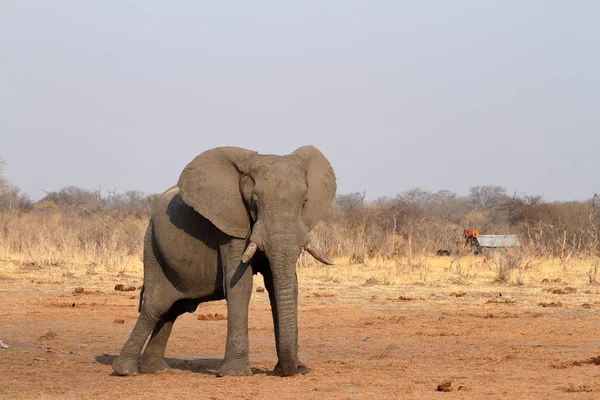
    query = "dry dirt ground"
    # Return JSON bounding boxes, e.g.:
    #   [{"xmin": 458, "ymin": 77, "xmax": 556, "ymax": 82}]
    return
[{"xmin": 2, "ymin": 264, "xmax": 600, "ymax": 399}]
